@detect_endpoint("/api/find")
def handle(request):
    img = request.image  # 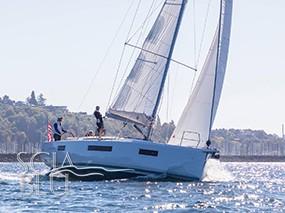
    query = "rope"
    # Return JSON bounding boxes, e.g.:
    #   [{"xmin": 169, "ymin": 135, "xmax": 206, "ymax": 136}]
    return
[
  {"xmin": 113, "ymin": 0, "xmax": 161, "ymax": 101},
  {"xmin": 108, "ymin": 0, "xmax": 163, "ymax": 132},
  {"xmin": 189, "ymin": 0, "xmax": 212, "ymax": 97},
  {"xmin": 107, "ymin": 0, "xmax": 161, "ymax": 139},
  {"xmin": 164, "ymin": 65, "xmax": 170, "ymax": 144},
  {"xmin": 107, "ymin": 0, "xmax": 142, "ymax": 111},
  {"xmin": 196, "ymin": 0, "xmax": 212, "ymax": 66},
  {"xmin": 77, "ymin": 0, "xmax": 136, "ymax": 112},
  {"xmin": 189, "ymin": 0, "xmax": 198, "ymax": 95},
  {"xmin": 126, "ymin": 0, "xmax": 164, "ymax": 44}
]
